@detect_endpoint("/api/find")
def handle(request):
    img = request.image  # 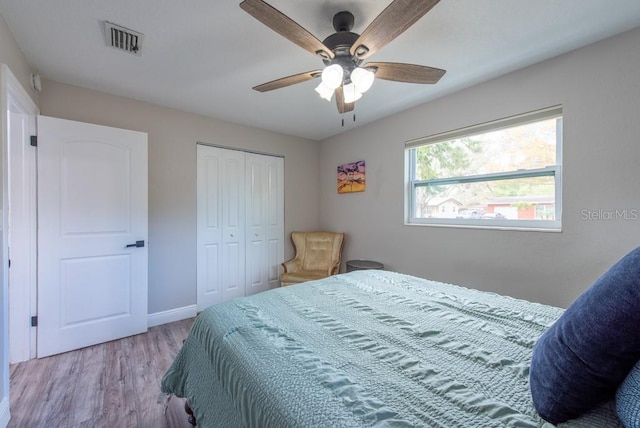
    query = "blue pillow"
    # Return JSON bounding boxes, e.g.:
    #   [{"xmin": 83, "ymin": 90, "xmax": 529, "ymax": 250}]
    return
[
  {"xmin": 530, "ymin": 246, "xmax": 640, "ymax": 424},
  {"xmin": 617, "ymin": 359, "xmax": 640, "ymax": 428}
]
